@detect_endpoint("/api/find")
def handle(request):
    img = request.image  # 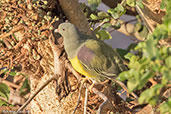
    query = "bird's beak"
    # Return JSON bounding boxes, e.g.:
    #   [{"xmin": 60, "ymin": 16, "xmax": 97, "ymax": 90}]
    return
[{"xmin": 54, "ymin": 29, "xmax": 59, "ymax": 33}]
